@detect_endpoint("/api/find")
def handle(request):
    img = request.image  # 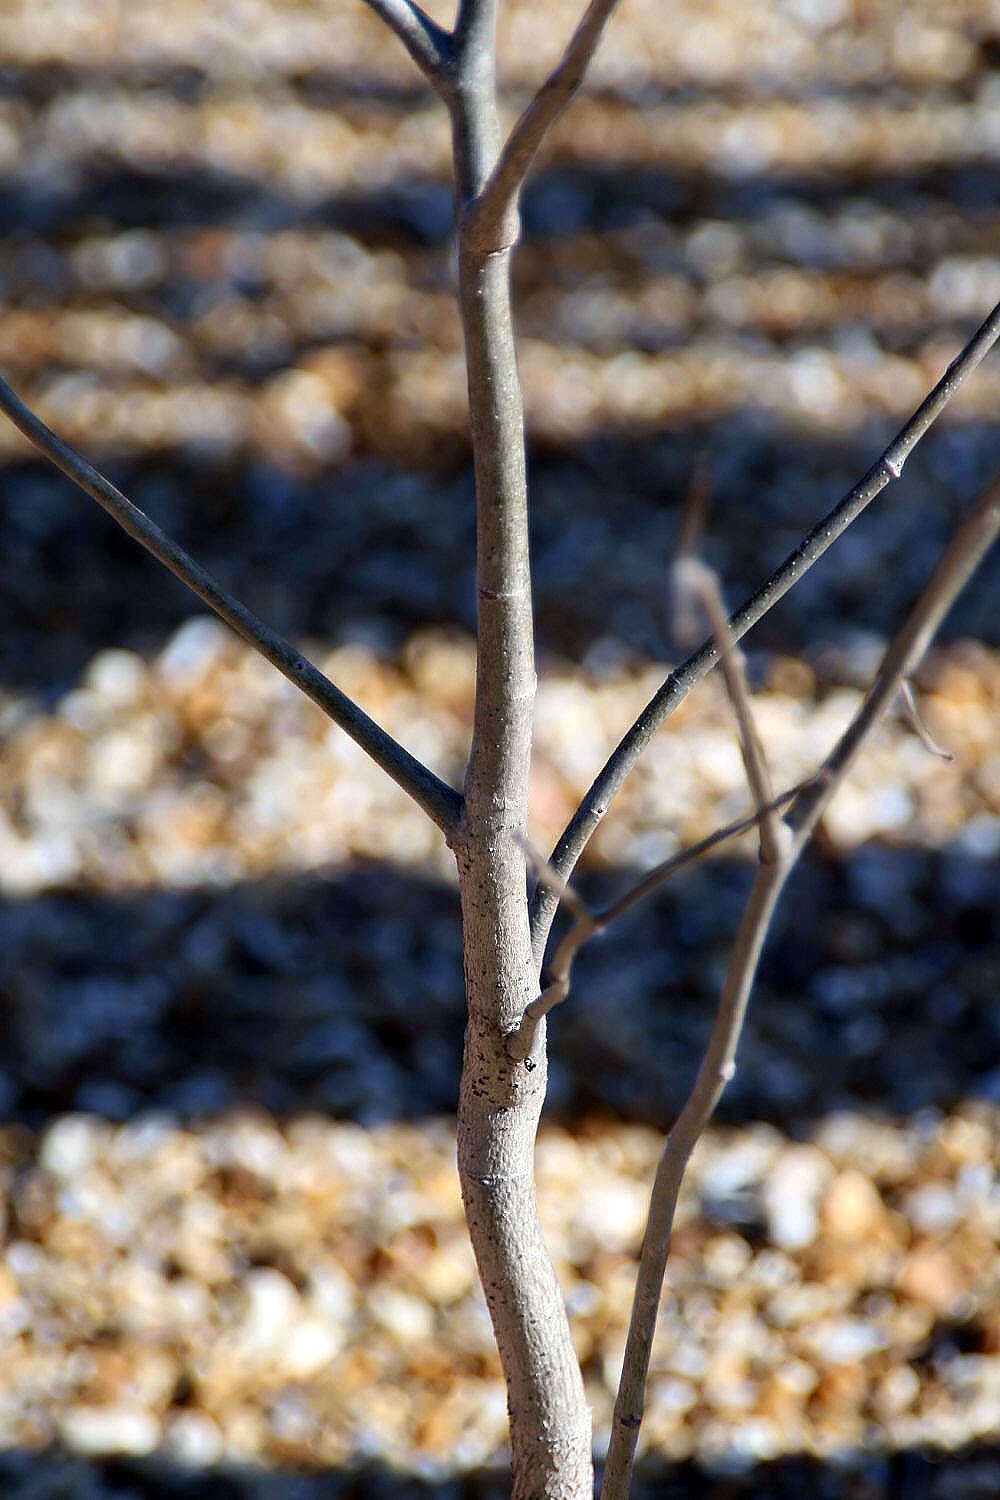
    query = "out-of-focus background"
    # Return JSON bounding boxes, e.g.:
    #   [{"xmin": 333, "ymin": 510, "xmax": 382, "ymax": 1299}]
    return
[{"xmin": 0, "ymin": 1, "xmax": 998, "ymax": 1495}]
